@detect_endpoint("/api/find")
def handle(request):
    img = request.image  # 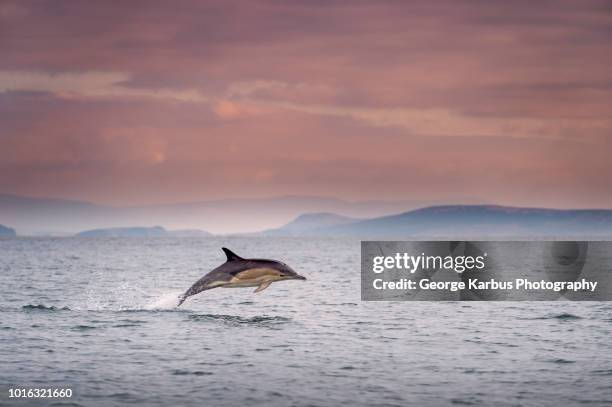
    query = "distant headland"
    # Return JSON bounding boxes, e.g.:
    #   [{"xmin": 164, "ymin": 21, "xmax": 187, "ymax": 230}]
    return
[
  {"xmin": 0, "ymin": 224, "xmax": 17, "ymax": 237},
  {"xmin": 75, "ymin": 226, "xmax": 210, "ymax": 237}
]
